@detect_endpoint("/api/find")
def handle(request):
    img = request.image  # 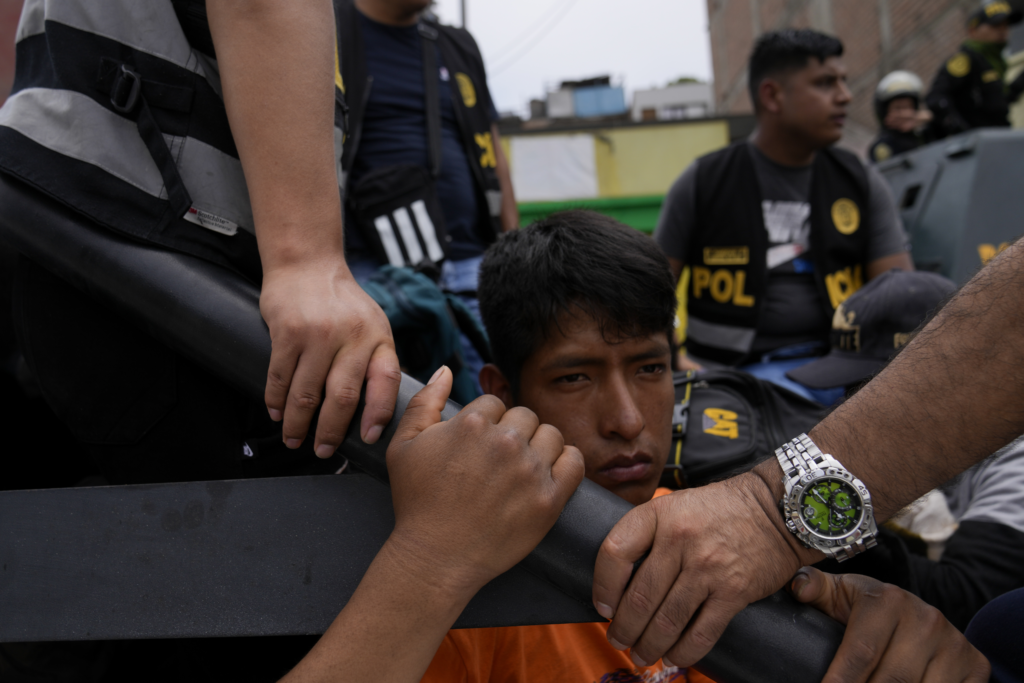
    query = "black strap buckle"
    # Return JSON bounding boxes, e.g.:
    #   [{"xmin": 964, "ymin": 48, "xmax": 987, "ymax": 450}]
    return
[{"xmin": 110, "ymin": 65, "xmax": 142, "ymax": 114}]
